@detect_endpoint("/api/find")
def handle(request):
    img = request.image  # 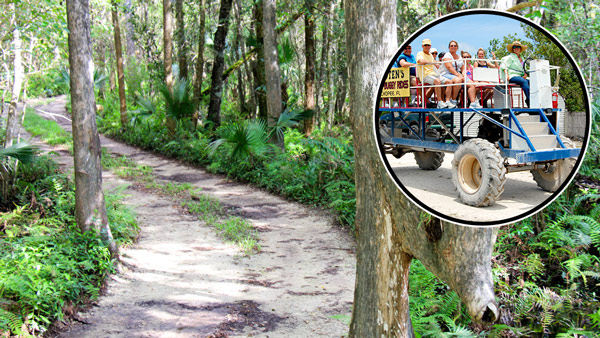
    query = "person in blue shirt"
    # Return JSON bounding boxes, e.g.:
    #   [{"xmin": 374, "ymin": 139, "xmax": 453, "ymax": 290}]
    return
[{"xmin": 394, "ymin": 45, "xmax": 417, "ymax": 87}]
